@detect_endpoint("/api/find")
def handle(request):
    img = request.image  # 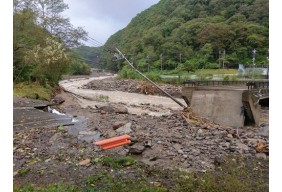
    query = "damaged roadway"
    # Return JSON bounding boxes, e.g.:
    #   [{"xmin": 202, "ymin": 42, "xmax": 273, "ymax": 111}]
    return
[{"xmin": 13, "ymin": 73, "xmax": 269, "ymax": 189}]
